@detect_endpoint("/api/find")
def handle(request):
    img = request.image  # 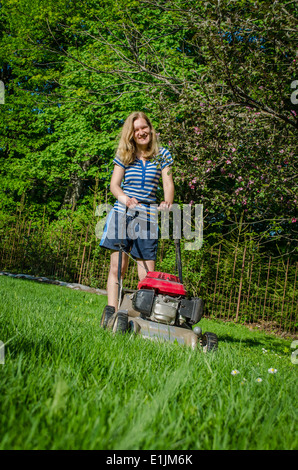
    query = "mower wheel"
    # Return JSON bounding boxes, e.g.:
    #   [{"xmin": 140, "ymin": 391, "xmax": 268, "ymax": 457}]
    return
[
  {"xmin": 100, "ymin": 305, "xmax": 115, "ymax": 329},
  {"xmin": 112, "ymin": 311, "xmax": 128, "ymax": 334},
  {"xmin": 200, "ymin": 332, "xmax": 218, "ymax": 352}
]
